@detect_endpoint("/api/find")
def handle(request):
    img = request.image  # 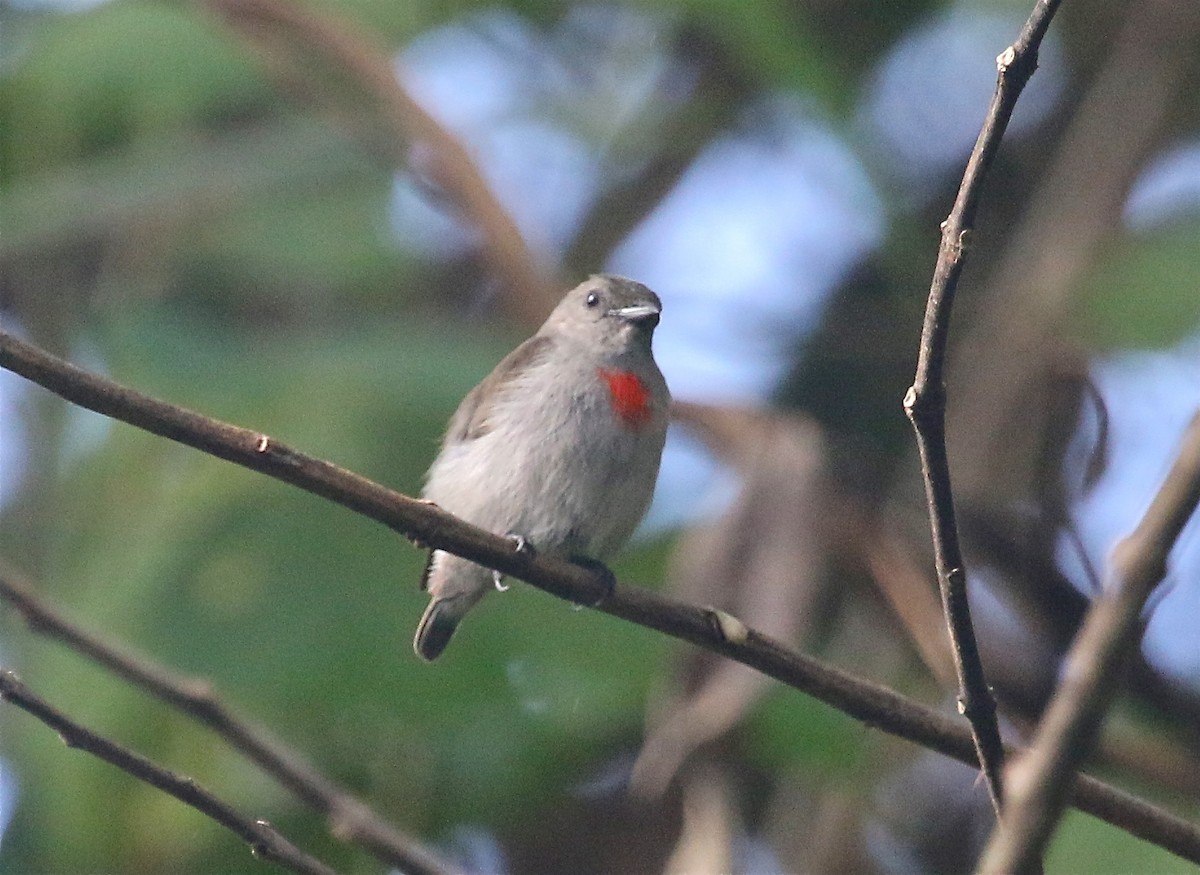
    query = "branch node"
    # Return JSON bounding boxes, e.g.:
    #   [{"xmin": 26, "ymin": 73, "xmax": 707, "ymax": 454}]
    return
[
  {"xmin": 328, "ymin": 814, "xmax": 356, "ymax": 842},
  {"xmin": 254, "ymin": 434, "xmax": 271, "ymax": 453},
  {"xmin": 181, "ymin": 677, "xmax": 219, "ymax": 703},
  {"xmin": 328, "ymin": 801, "xmax": 368, "ymax": 841},
  {"xmin": 251, "ymin": 820, "xmax": 278, "ymax": 859},
  {"xmin": 997, "ymin": 45, "xmax": 1017, "ymax": 71},
  {"xmin": 708, "ymin": 608, "xmax": 749, "ymax": 645},
  {"xmin": 903, "ymin": 382, "xmax": 945, "ymax": 424},
  {"xmin": 959, "ymin": 694, "xmax": 998, "ymax": 724}
]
